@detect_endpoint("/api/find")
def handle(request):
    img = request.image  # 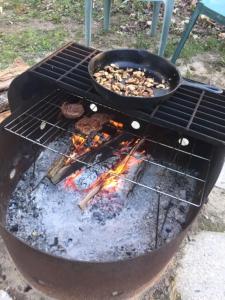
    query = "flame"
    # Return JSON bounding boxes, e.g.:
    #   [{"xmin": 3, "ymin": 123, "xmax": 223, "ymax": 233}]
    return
[
  {"xmin": 65, "ymin": 132, "xmax": 110, "ymax": 165},
  {"xmin": 64, "ymin": 137, "xmax": 145, "ymax": 205},
  {"xmin": 110, "ymin": 120, "xmax": 124, "ymax": 129},
  {"xmin": 103, "ymin": 152, "xmax": 140, "ymax": 190}
]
